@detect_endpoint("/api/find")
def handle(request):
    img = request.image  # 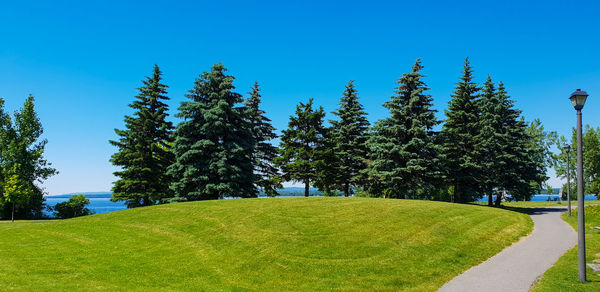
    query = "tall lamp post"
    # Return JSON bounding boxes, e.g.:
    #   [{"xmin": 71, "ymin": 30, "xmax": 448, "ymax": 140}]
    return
[
  {"xmin": 570, "ymin": 89, "xmax": 588, "ymax": 283},
  {"xmin": 564, "ymin": 144, "xmax": 572, "ymax": 216}
]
